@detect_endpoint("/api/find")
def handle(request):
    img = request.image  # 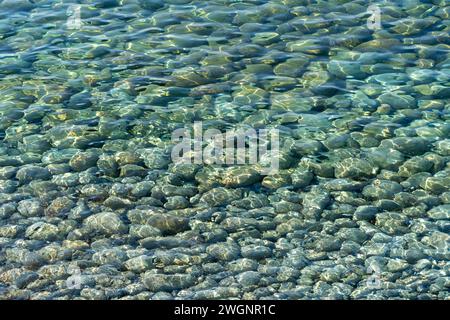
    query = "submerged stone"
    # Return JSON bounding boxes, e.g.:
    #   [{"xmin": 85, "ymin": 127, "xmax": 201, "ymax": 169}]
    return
[
  {"xmin": 142, "ymin": 273, "xmax": 196, "ymax": 292},
  {"xmin": 84, "ymin": 212, "xmax": 128, "ymax": 235}
]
